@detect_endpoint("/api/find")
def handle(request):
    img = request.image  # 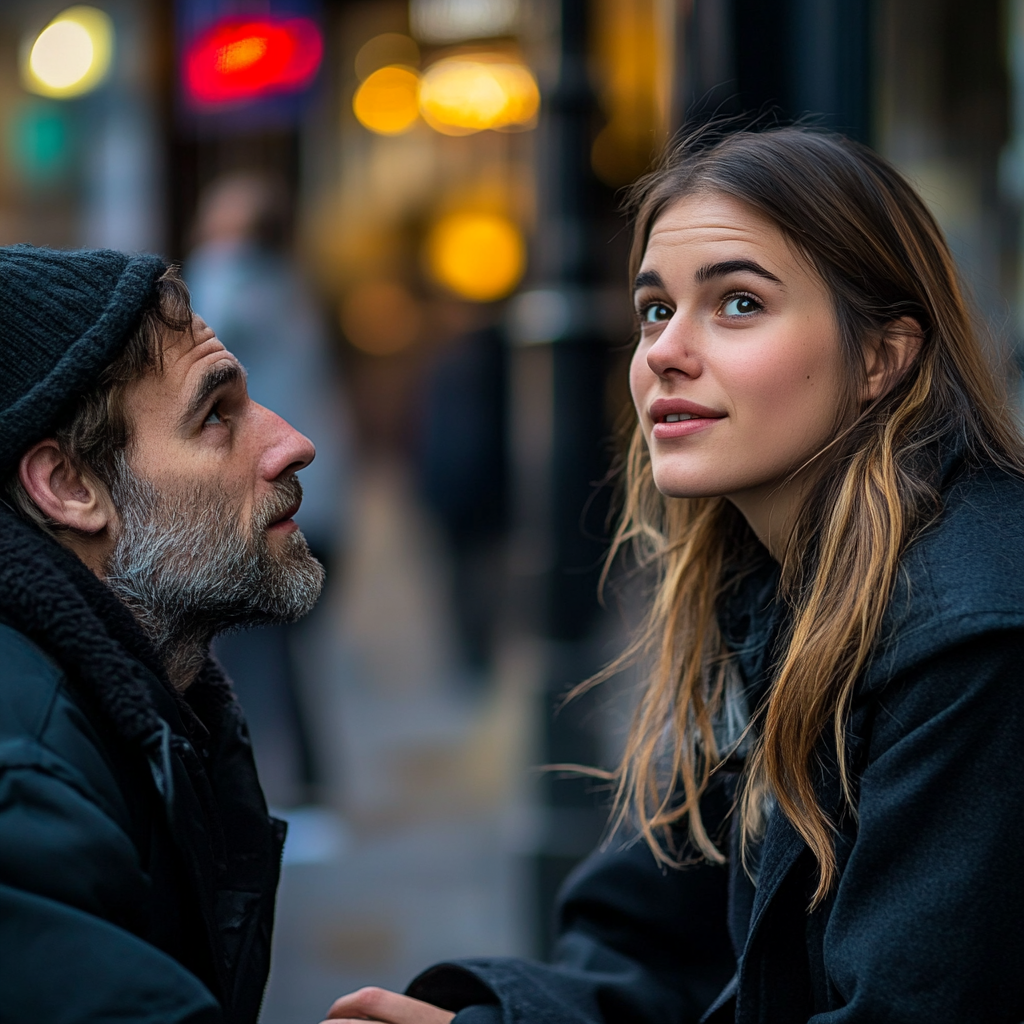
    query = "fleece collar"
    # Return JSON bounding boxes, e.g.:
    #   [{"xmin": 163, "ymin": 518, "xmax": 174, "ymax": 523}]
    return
[{"xmin": 0, "ymin": 504, "xmax": 235, "ymax": 747}]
